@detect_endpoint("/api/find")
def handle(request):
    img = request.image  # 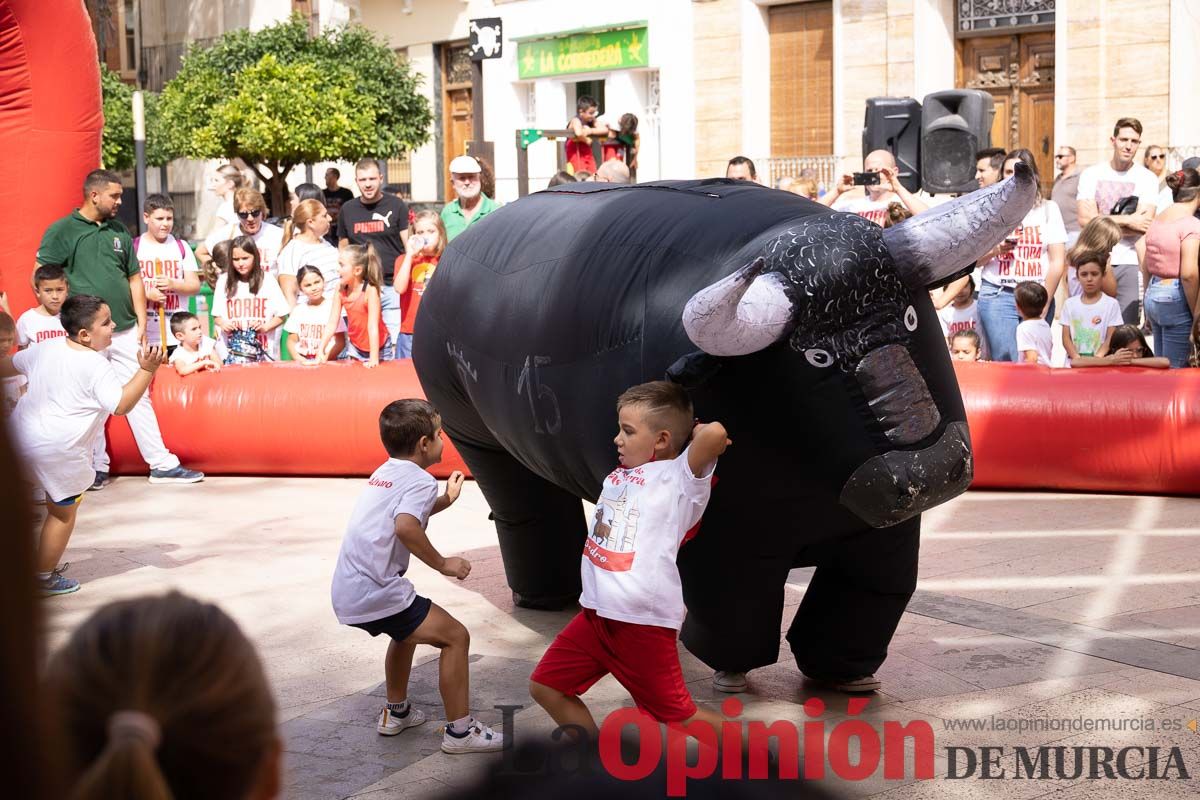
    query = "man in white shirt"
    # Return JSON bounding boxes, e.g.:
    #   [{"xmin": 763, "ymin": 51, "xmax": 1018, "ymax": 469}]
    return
[
  {"xmin": 821, "ymin": 149, "xmax": 928, "ymax": 224},
  {"xmin": 1076, "ymin": 117, "xmax": 1159, "ymax": 325}
]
